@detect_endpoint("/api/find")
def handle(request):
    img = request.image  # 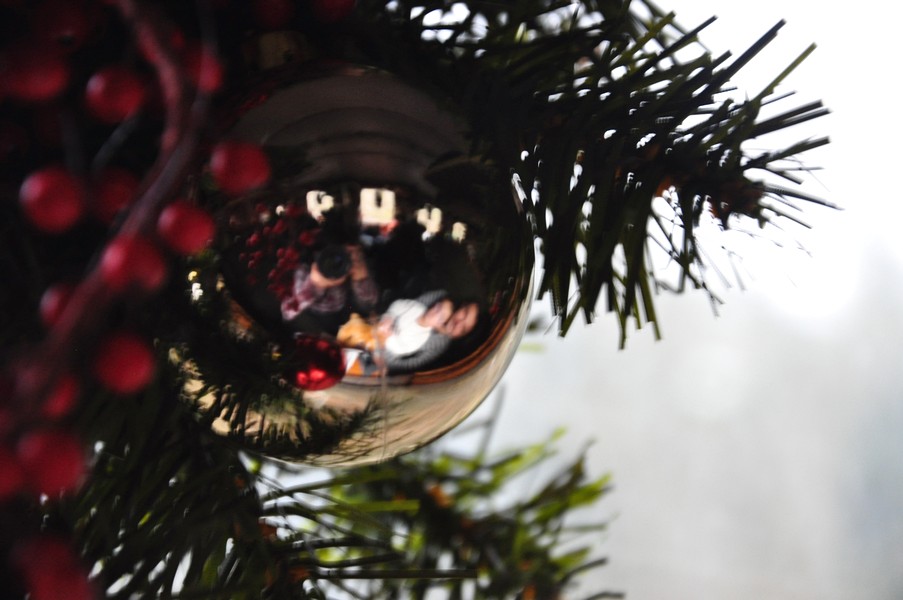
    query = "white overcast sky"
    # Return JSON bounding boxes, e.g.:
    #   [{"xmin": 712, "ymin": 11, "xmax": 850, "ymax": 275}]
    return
[{"xmin": 464, "ymin": 2, "xmax": 903, "ymax": 599}]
